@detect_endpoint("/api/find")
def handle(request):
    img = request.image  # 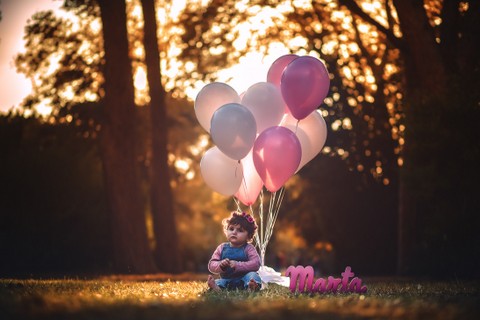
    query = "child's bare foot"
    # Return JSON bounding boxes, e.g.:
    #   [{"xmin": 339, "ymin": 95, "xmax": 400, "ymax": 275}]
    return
[
  {"xmin": 207, "ymin": 275, "xmax": 220, "ymax": 291},
  {"xmin": 247, "ymin": 279, "xmax": 260, "ymax": 291}
]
